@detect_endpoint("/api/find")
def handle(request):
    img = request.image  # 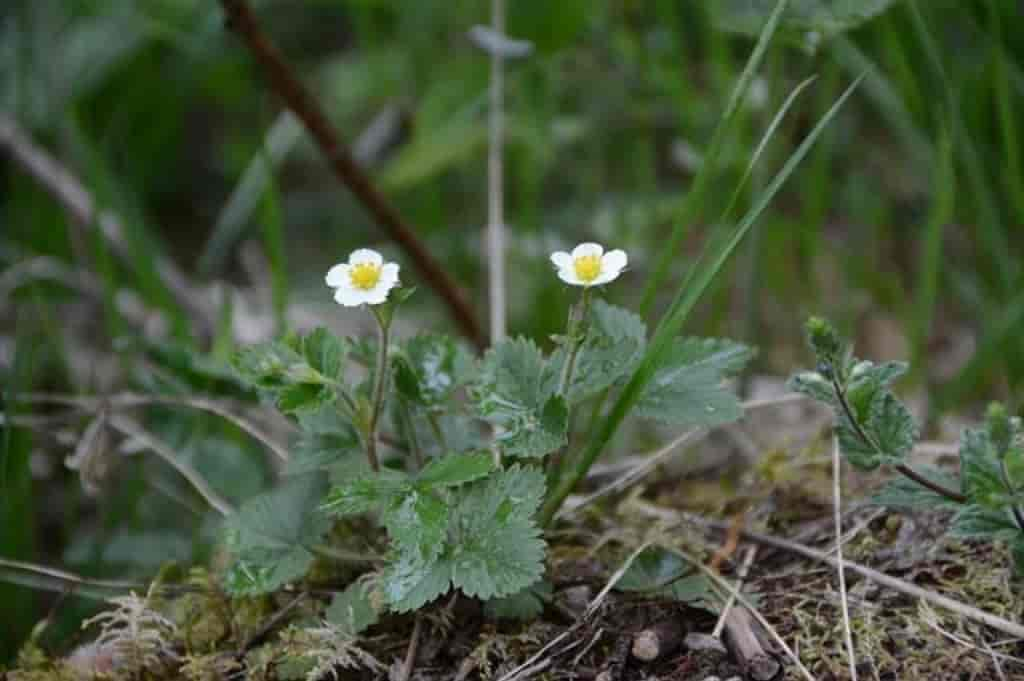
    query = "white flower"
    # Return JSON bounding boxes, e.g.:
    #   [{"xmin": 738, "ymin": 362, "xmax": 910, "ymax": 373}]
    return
[
  {"xmin": 550, "ymin": 242, "xmax": 627, "ymax": 287},
  {"xmin": 325, "ymin": 249, "xmax": 400, "ymax": 307}
]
